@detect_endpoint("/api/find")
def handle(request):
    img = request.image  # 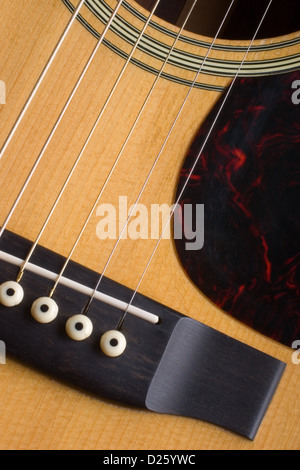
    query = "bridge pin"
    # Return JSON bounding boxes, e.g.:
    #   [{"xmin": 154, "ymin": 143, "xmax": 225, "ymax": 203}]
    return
[
  {"xmin": 31, "ymin": 297, "xmax": 58, "ymax": 323},
  {"xmin": 65, "ymin": 314, "xmax": 93, "ymax": 341},
  {"xmin": 100, "ymin": 330, "xmax": 126, "ymax": 357},
  {"xmin": 0, "ymin": 280, "xmax": 24, "ymax": 307}
]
